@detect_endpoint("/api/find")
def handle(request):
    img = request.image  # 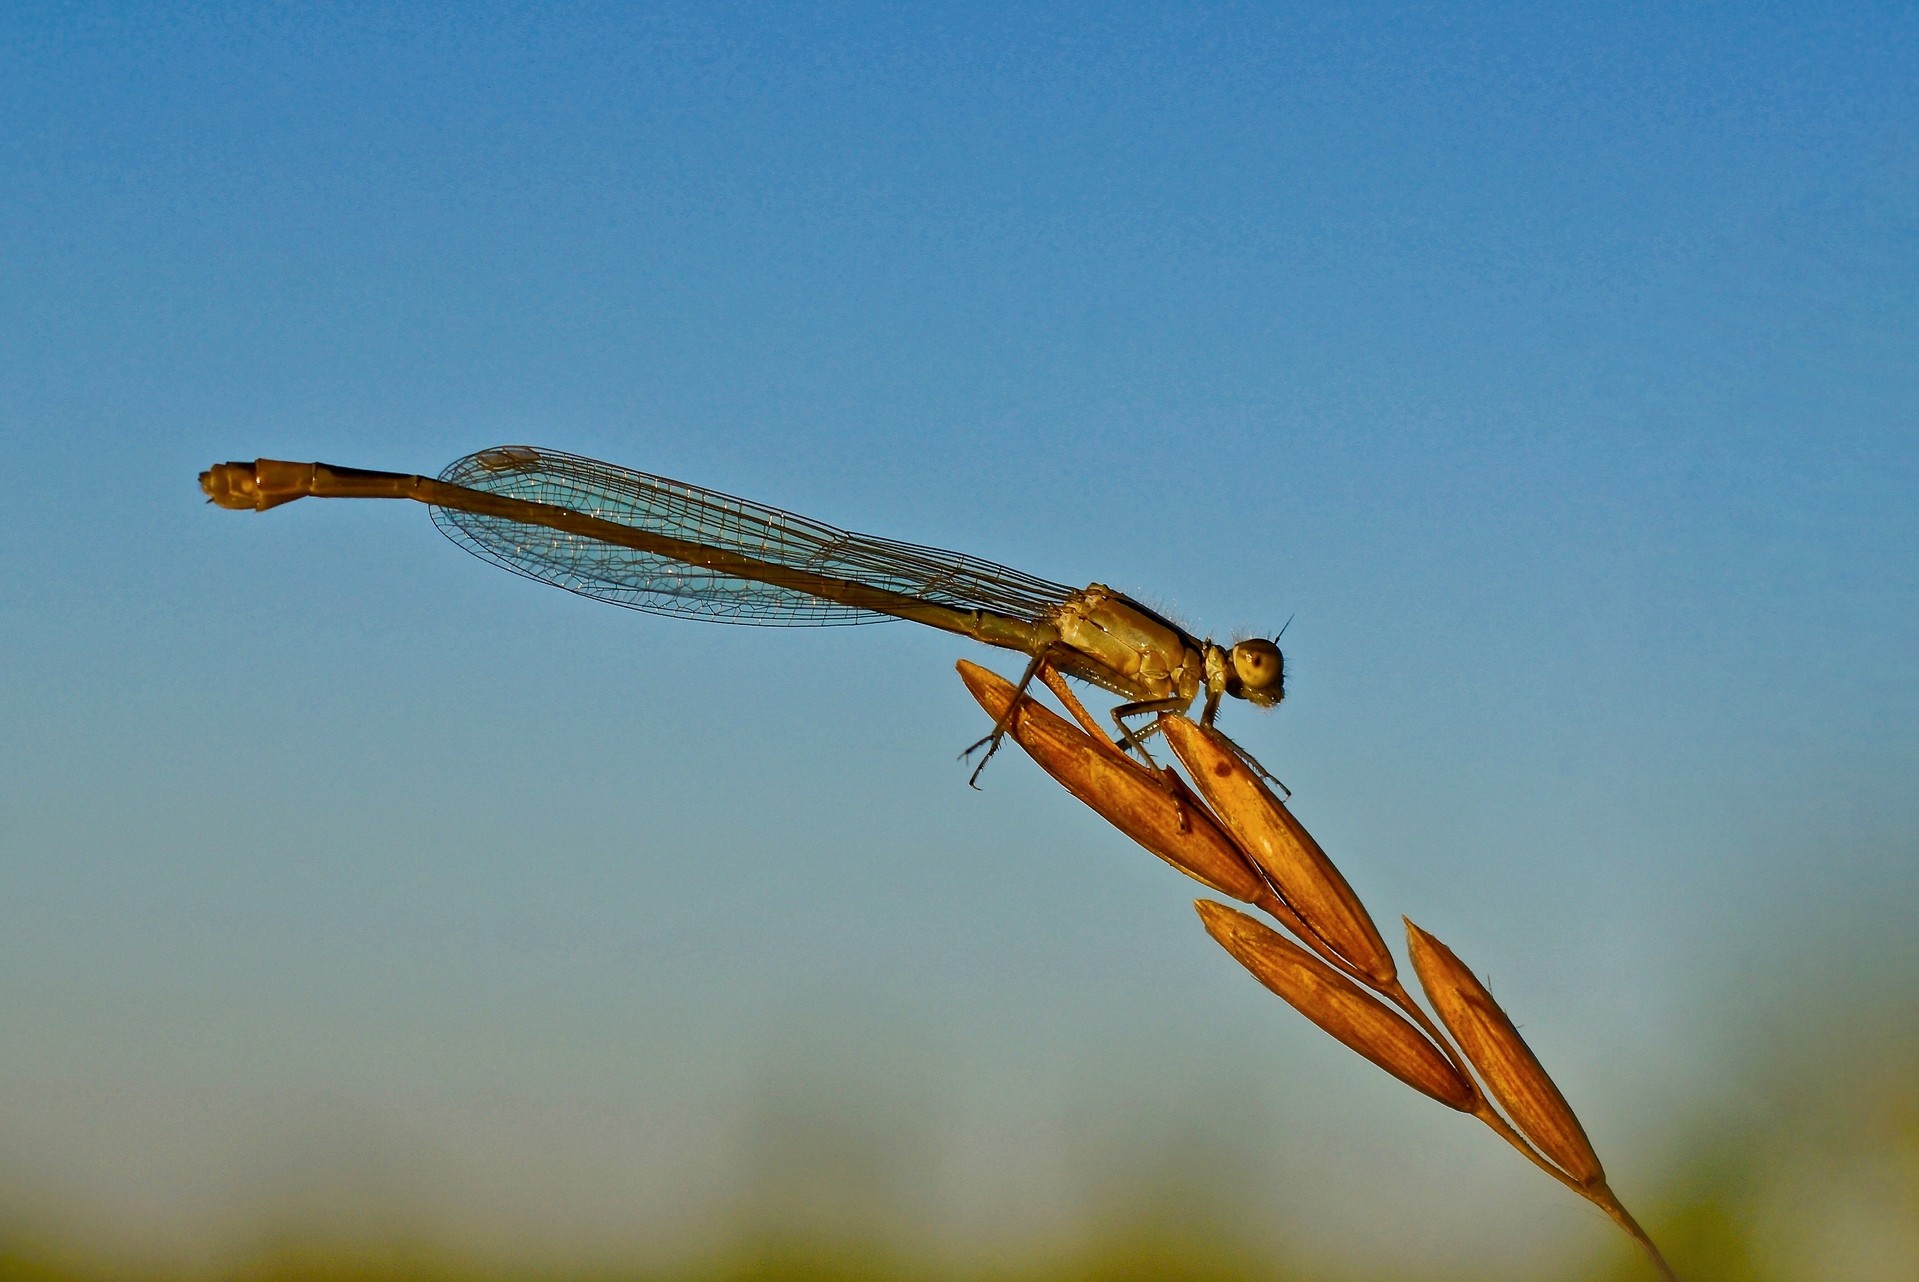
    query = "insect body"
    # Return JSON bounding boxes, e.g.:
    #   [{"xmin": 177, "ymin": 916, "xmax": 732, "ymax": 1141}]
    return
[{"xmin": 200, "ymin": 447, "xmax": 1286, "ymax": 778}]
